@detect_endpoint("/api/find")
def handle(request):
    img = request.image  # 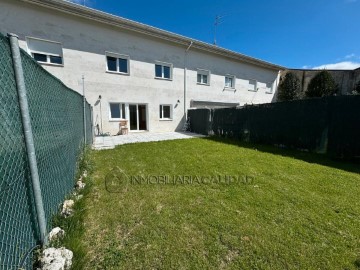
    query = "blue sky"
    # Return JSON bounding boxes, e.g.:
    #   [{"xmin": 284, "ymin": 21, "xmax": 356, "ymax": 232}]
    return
[{"xmin": 68, "ymin": 0, "xmax": 360, "ymax": 69}]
